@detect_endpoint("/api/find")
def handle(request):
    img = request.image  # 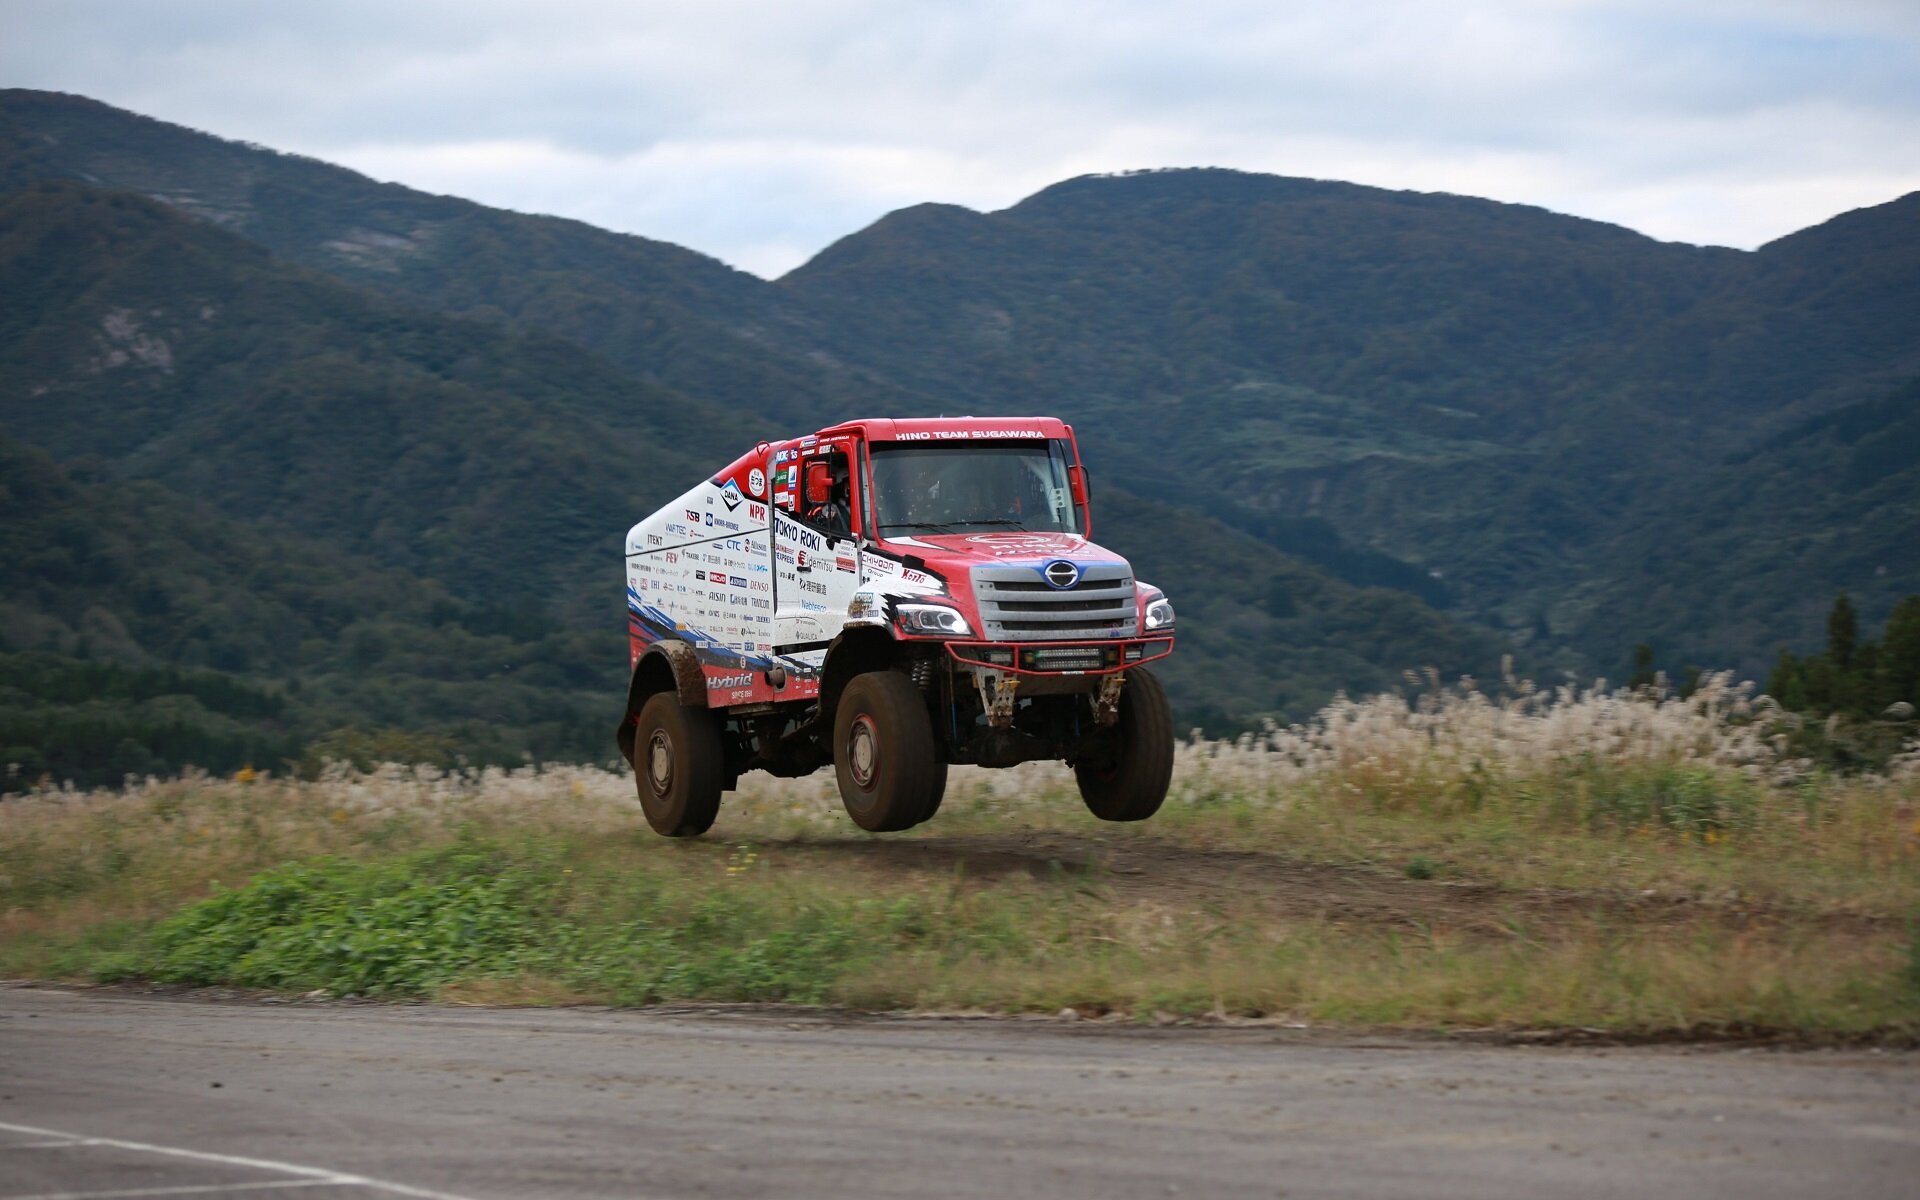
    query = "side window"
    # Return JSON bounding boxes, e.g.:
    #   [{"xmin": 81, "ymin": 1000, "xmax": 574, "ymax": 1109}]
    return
[{"xmin": 798, "ymin": 447, "xmax": 855, "ymax": 539}]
